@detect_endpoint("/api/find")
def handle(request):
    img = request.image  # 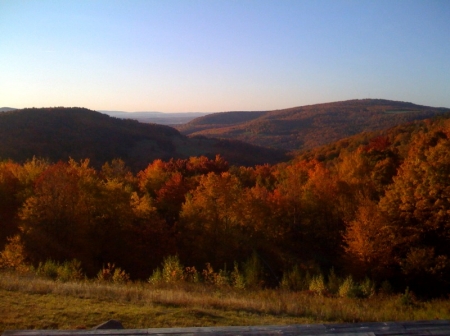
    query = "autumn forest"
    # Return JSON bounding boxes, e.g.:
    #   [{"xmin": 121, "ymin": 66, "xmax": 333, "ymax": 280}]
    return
[{"xmin": 2, "ymin": 104, "xmax": 450, "ymax": 297}]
